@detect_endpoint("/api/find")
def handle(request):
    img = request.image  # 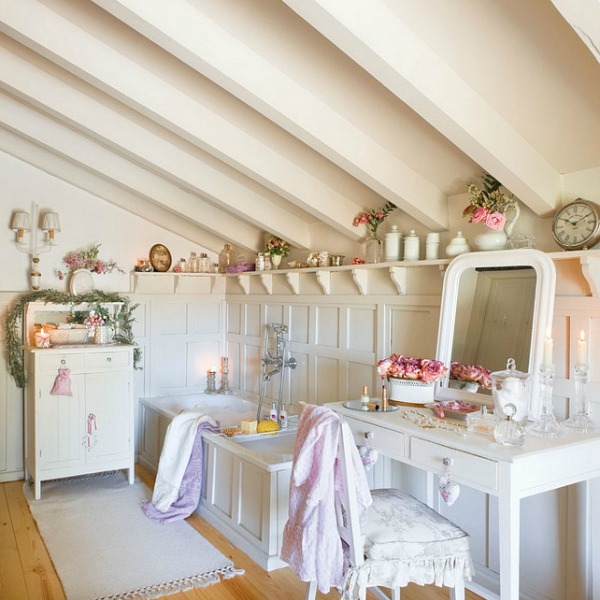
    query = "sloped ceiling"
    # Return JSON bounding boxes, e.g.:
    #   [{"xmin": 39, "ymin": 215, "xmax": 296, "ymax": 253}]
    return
[{"xmin": 1, "ymin": 0, "xmax": 600, "ymax": 255}]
